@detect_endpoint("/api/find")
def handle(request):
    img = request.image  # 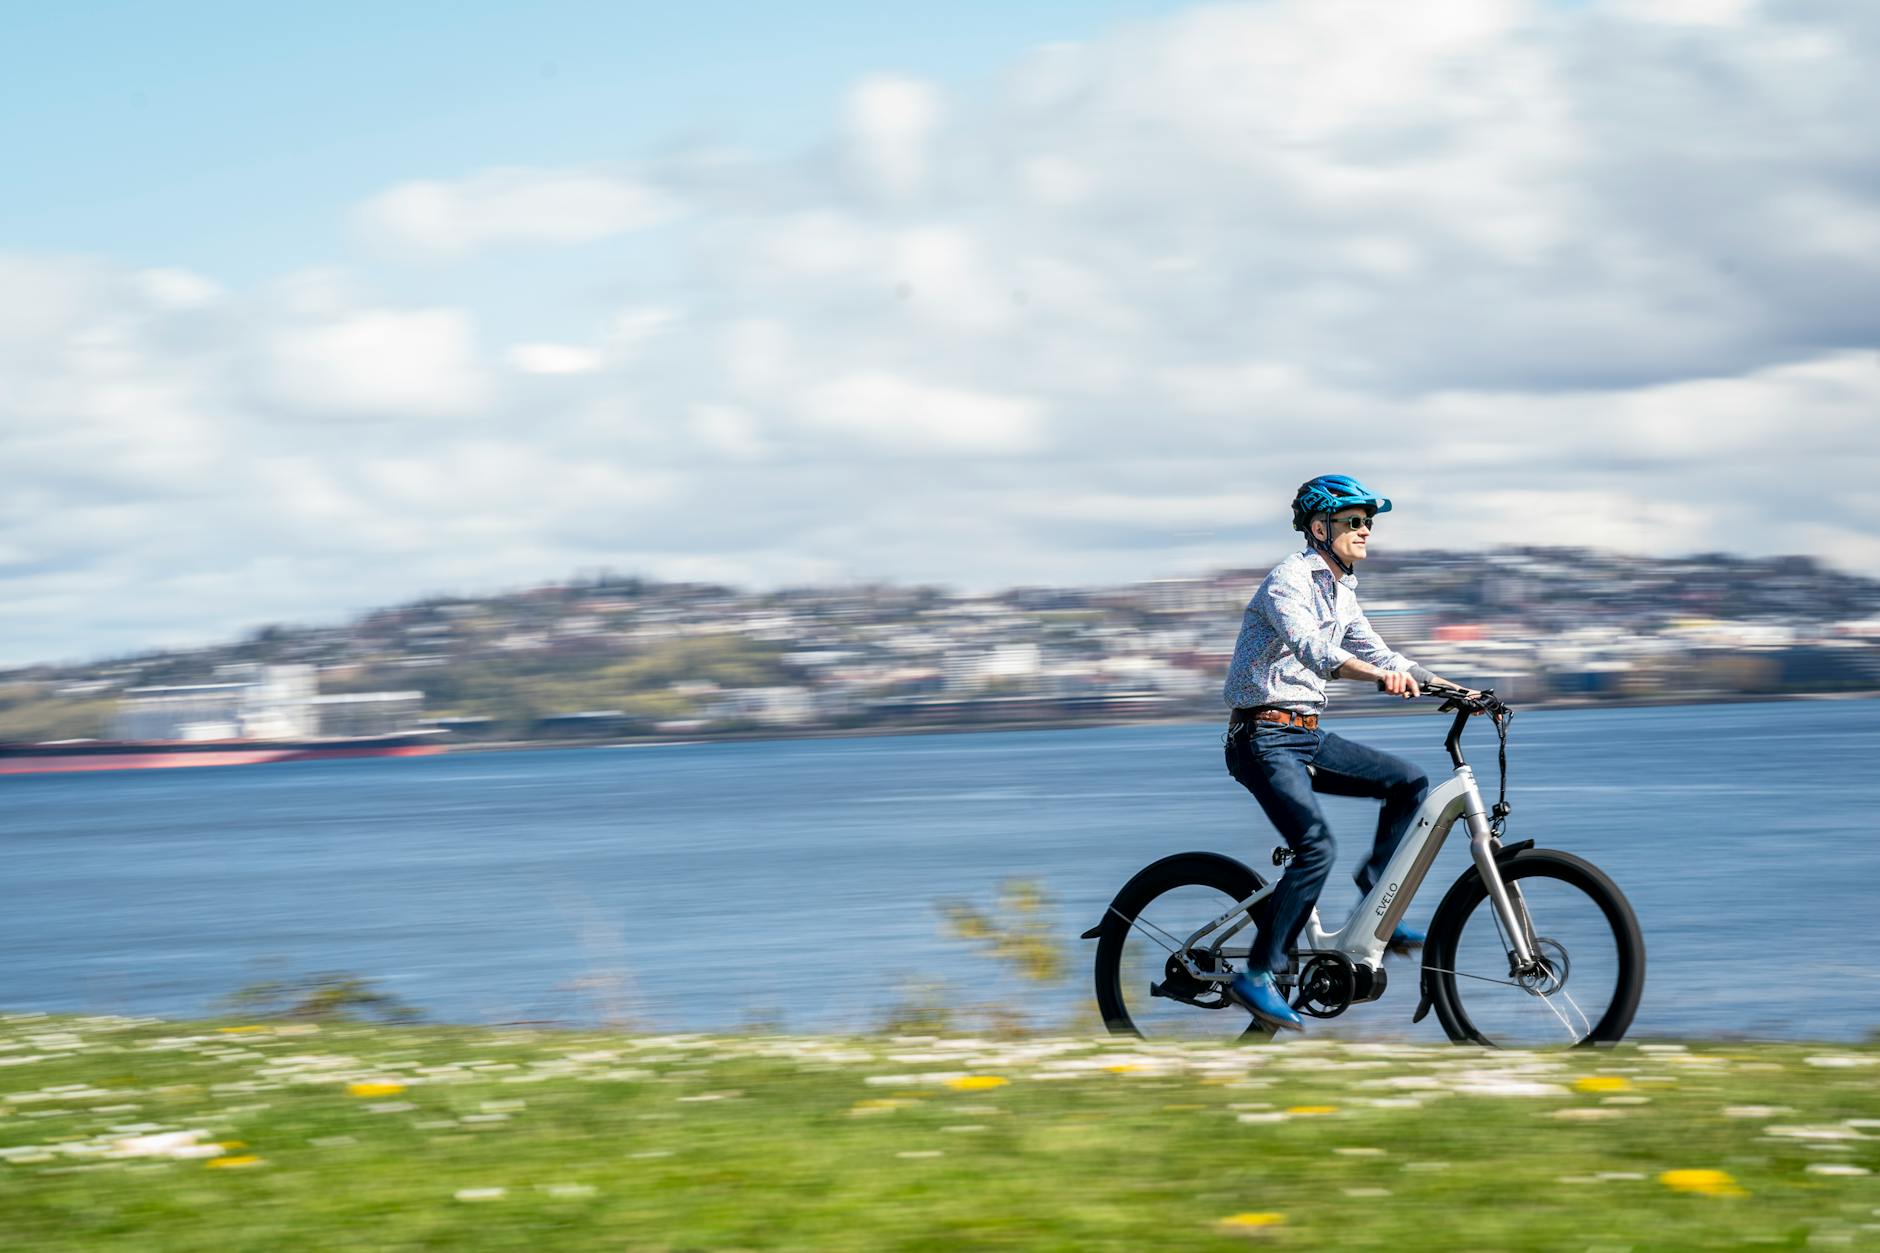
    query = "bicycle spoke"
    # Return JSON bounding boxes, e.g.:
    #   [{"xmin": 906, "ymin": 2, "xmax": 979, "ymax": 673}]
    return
[
  {"xmin": 1543, "ymin": 986, "xmax": 1592, "ymax": 1039},
  {"xmin": 1440, "ymin": 864, "xmax": 1630, "ymax": 1048},
  {"xmin": 1420, "ymin": 962, "xmax": 1521, "ymax": 988},
  {"xmin": 1111, "ymin": 905, "xmax": 1180, "ymax": 956},
  {"xmin": 1532, "ymin": 988, "xmax": 1581, "ymax": 1041}
]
